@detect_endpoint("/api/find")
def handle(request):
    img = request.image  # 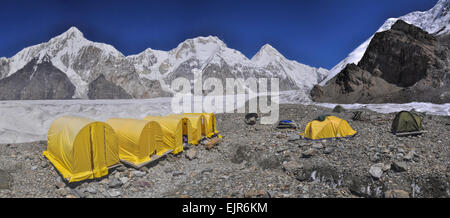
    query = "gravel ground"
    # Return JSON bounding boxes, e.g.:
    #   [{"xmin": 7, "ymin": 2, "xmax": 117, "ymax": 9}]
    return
[{"xmin": 0, "ymin": 104, "xmax": 449, "ymax": 198}]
